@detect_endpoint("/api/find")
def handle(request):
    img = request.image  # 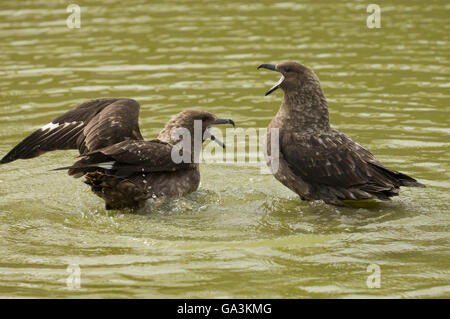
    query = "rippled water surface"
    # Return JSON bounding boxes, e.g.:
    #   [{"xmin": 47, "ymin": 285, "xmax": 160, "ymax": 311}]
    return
[{"xmin": 0, "ymin": 0, "xmax": 449, "ymax": 298}]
